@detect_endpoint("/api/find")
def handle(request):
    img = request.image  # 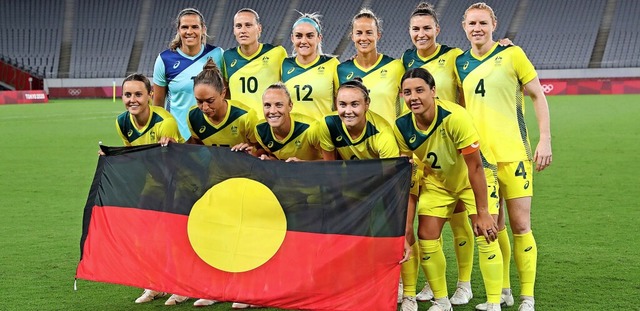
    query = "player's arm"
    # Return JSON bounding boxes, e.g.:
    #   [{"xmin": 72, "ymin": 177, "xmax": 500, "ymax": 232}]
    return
[
  {"xmin": 153, "ymin": 84, "xmax": 167, "ymax": 108},
  {"xmin": 462, "ymin": 145, "xmax": 497, "ymax": 242},
  {"xmin": 524, "ymin": 76, "xmax": 552, "ymax": 172}
]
